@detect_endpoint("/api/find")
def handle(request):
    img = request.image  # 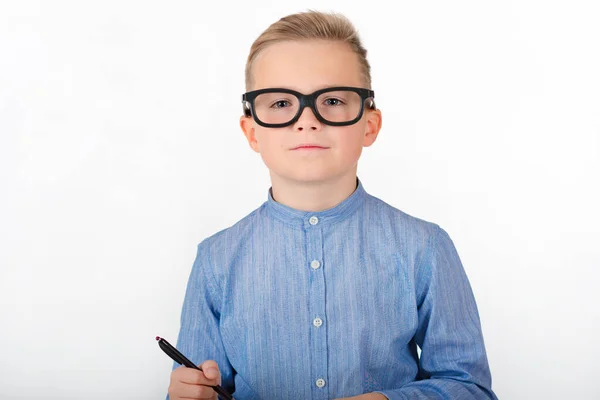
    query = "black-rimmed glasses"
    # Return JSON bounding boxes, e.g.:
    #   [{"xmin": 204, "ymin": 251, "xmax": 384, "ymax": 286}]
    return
[{"xmin": 241, "ymin": 86, "xmax": 375, "ymax": 128}]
